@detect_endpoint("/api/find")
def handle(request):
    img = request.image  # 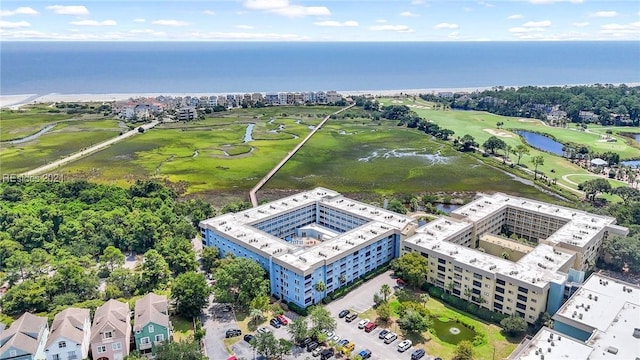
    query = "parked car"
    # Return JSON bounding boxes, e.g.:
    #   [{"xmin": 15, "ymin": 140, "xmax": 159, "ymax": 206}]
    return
[
  {"xmin": 398, "ymin": 339, "xmax": 413, "ymax": 352},
  {"xmin": 364, "ymin": 322, "xmax": 377, "ymax": 333},
  {"xmin": 345, "ymin": 313, "xmax": 358, "ymax": 322},
  {"xmin": 331, "ymin": 334, "xmax": 341, "ymax": 342},
  {"xmin": 276, "ymin": 314, "xmax": 288, "ymax": 325},
  {"xmin": 320, "ymin": 348, "xmax": 335, "ymax": 360},
  {"xmin": 243, "ymin": 334, "xmax": 254, "ymax": 343},
  {"xmin": 338, "ymin": 309, "xmax": 350, "ymax": 318},
  {"xmin": 396, "ymin": 278, "xmax": 407, "ymax": 286},
  {"xmin": 383, "ymin": 332, "xmax": 398, "ymax": 344},
  {"xmin": 312, "ymin": 347, "xmax": 324, "ymax": 357},
  {"xmin": 411, "ymin": 349, "xmax": 426, "ymax": 360},
  {"xmin": 301, "ymin": 337, "xmax": 314, "ymax": 347},
  {"xmin": 357, "ymin": 319, "xmax": 370, "ymax": 329},
  {"xmin": 225, "ymin": 329, "xmax": 242, "ymax": 338},
  {"xmin": 307, "ymin": 341, "xmax": 319, "ymax": 352},
  {"xmin": 341, "ymin": 342, "xmax": 355, "ymax": 354},
  {"xmin": 270, "ymin": 318, "xmax": 281, "ymax": 328},
  {"xmin": 378, "ymin": 329, "xmax": 390, "ymax": 339},
  {"xmin": 257, "ymin": 327, "xmax": 270, "ymax": 334},
  {"xmin": 358, "ymin": 349, "xmax": 372, "ymax": 359},
  {"xmin": 325, "ymin": 331, "xmax": 334, "ymax": 338},
  {"xmin": 337, "ymin": 339, "xmax": 349, "ymax": 347}
]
